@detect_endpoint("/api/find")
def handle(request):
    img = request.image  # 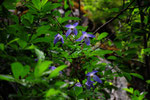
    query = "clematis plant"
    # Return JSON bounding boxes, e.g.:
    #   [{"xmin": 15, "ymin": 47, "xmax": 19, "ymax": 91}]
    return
[
  {"xmin": 85, "ymin": 77, "xmax": 94, "ymax": 89},
  {"xmin": 75, "ymin": 82, "xmax": 82, "ymax": 87},
  {"xmin": 85, "ymin": 71, "xmax": 102, "ymax": 89},
  {"xmin": 76, "ymin": 31, "xmax": 95, "ymax": 45},
  {"xmin": 65, "ymin": 22, "xmax": 78, "ymax": 37},
  {"xmin": 54, "ymin": 34, "xmax": 64, "ymax": 44}
]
